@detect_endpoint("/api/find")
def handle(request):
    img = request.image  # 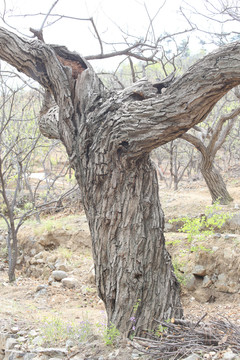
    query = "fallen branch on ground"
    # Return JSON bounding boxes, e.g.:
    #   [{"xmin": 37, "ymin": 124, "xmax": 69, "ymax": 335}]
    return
[{"xmin": 132, "ymin": 314, "xmax": 240, "ymax": 359}]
